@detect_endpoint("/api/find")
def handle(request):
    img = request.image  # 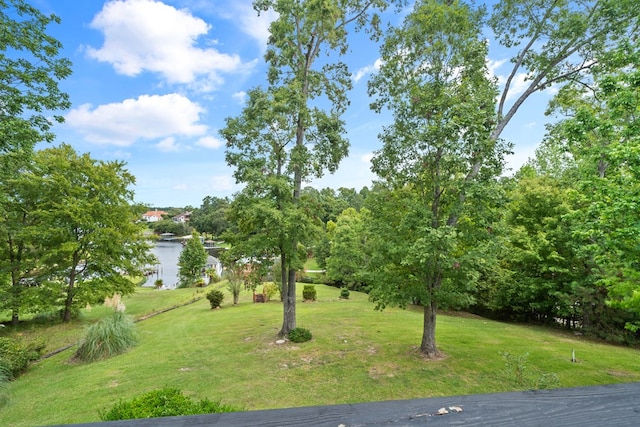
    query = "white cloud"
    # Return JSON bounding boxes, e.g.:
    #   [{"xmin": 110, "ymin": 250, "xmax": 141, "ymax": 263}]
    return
[
  {"xmin": 196, "ymin": 135, "xmax": 223, "ymax": 149},
  {"xmin": 86, "ymin": 0, "xmax": 245, "ymax": 88},
  {"xmin": 232, "ymin": 91, "xmax": 247, "ymax": 104},
  {"xmin": 227, "ymin": 1, "xmax": 276, "ymax": 51},
  {"xmin": 156, "ymin": 137, "xmax": 180, "ymax": 152},
  {"xmin": 65, "ymin": 93, "xmax": 208, "ymax": 146},
  {"xmin": 361, "ymin": 152, "xmax": 374, "ymax": 163},
  {"xmin": 353, "ymin": 58, "xmax": 383, "ymax": 83}
]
